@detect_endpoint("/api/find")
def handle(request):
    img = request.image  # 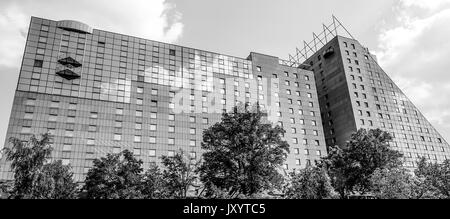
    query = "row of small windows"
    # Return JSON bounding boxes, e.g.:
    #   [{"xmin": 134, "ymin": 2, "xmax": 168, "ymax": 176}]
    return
[
  {"xmin": 37, "ymin": 30, "xmax": 251, "ymax": 70},
  {"xmin": 256, "ymin": 67, "xmax": 311, "ymax": 80}
]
